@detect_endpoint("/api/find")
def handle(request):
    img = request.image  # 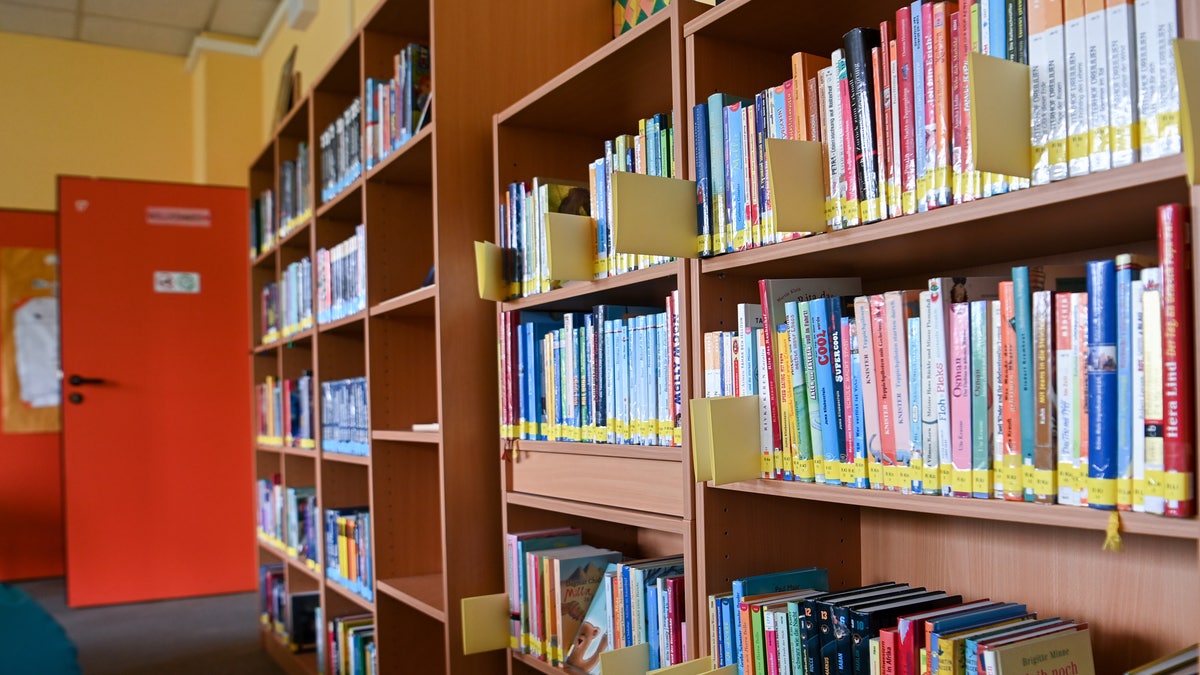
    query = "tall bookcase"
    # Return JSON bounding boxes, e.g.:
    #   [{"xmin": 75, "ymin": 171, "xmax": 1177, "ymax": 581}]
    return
[
  {"xmin": 481, "ymin": 2, "xmax": 1200, "ymax": 675},
  {"xmin": 684, "ymin": 0, "xmax": 1200, "ymax": 672},
  {"xmin": 249, "ymin": 1, "xmax": 620, "ymax": 673}
]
